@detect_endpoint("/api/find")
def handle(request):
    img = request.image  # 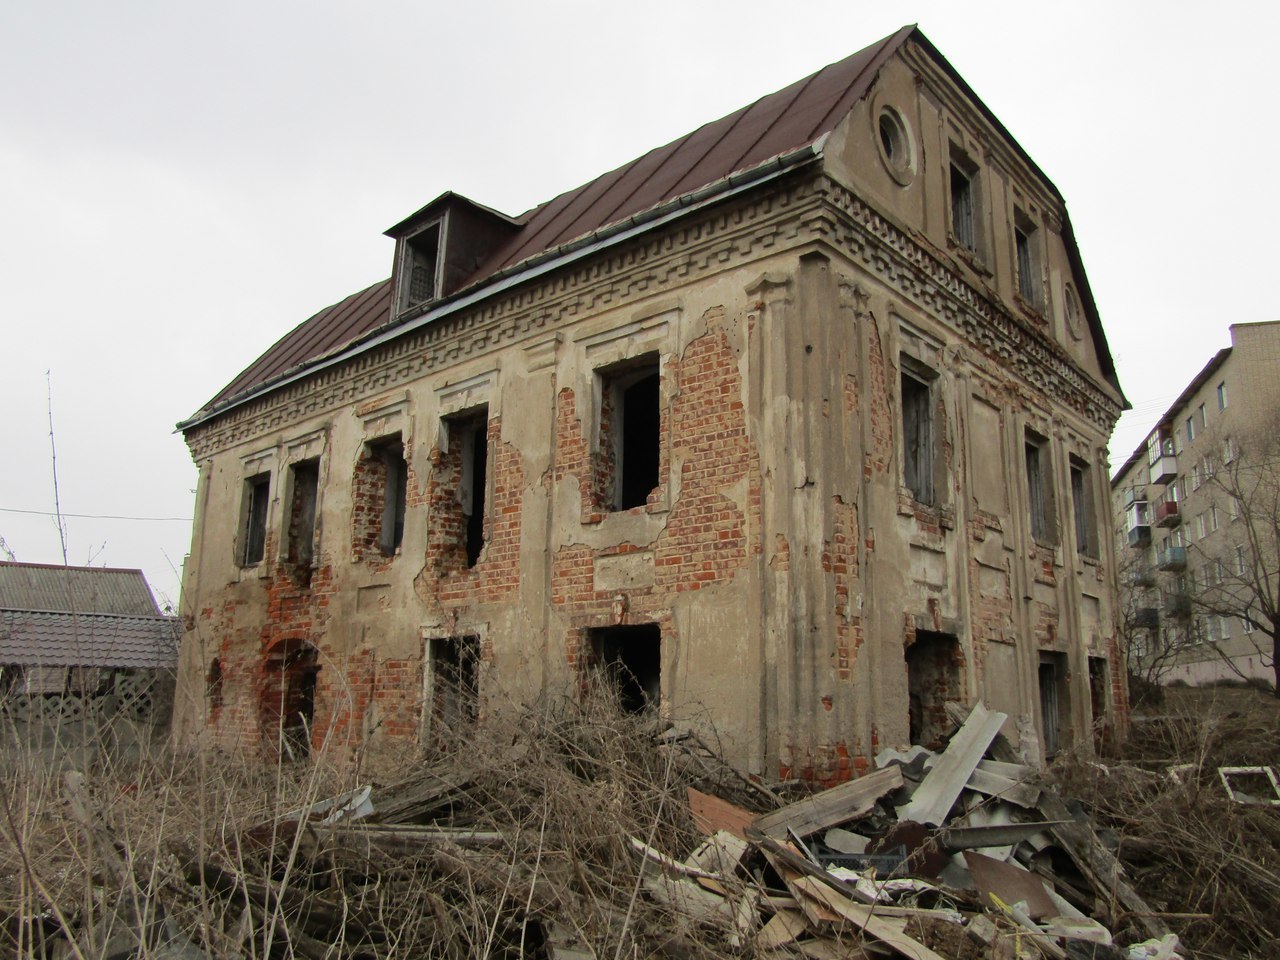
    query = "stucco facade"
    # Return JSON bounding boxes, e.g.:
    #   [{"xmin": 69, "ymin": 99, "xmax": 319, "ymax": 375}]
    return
[{"xmin": 175, "ymin": 28, "xmax": 1128, "ymax": 777}]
